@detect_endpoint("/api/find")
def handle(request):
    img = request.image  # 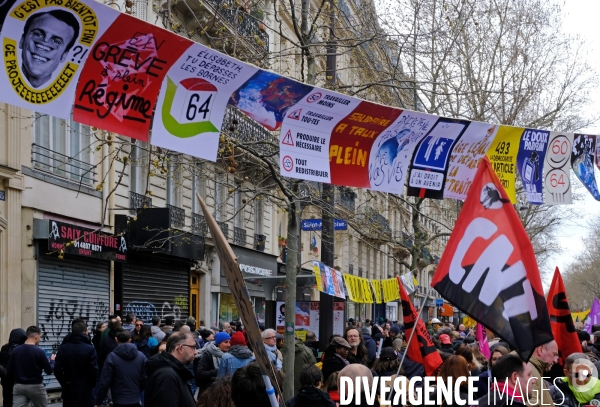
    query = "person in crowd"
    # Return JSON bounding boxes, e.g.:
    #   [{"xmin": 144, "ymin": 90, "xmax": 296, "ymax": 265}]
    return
[
  {"xmin": 344, "ymin": 328, "xmax": 370, "ymax": 366},
  {"xmin": 430, "ymin": 318, "xmax": 442, "ymax": 335},
  {"xmin": 322, "ymin": 337, "xmax": 352, "ymax": 382},
  {"xmin": 54, "ymin": 320, "xmax": 98, "ymax": 407},
  {"xmin": 231, "ymin": 364, "xmax": 280, "ymax": 407},
  {"xmin": 322, "ymin": 371, "xmax": 339, "ymax": 407},
  {"xmin": 186, "ymin": 316, "xmax": 197, "ymax": 332},
  {"xmin": 98, "ymin": 320, "xmax": 122, "ymax": 374},
  {"xmin": 372, "ymin": 347, "xmax": 400, "ymax": 378},
  {"xmin": 451, "ymin": 331, "xmax": 464, "ymax": 350},
  {"xmin": 162, "ymin": 317, "xmax": 175, "ymax": 334},
  {"xmin": 455, "ymin": 344, "xmax": 482, "ymax": 375},
  {"xmin": 122, "ymin": 313, "xmax": 136, "ymax": 332},
  {"xmin": 221, "ymin": 322, "xmax": 232, "ymax": 335},
  {"xmin": 370, "ymin": 324, "xmax": 384, "ymax": 342},
  {"xmin": 196, "ymin": 331, "xmax": 231, "ymax": 397},
  {"xmin": 526, "ymin": 340, "xmax": 558, "ymax": 407},
  {"xmin": 383, "ymin": 325, "xmax": 401, "ymax": 349},
  {"xmin": 196, "ymin": 376, "xmax": 235, "ymax": 407},
  {"xmin": 477, "ymin": 345, "xmax": 509, "ymax": 396},
  {"xmin": 439, "ymin": 333, "xmax": 455, "ymax": 354},
  {"xmin": 435, "ymin": 355, "xmax": 471, "ymax": 407},
  {"xmin": 198, "ymin": 329, "xmax": 215, "ymax": 344},
  {"xmin": 157, "ymin": 341, "xmax": 167, "ymax": 354},
  {"xmin": 337, "ymin": 364, "xmax": 373, "ymax": 407},
  {"xmin": 262, "ymin": 329, "xmax": 283, "ymax": 370},
  {"xmin": 144, "ymin": 332, "xmax": 196, "ymax": 407},
  {"xmin": 101, "ymin": 315, "xmax": 121, "ymax": 342},
  {"xmin": 133, "ymin": 324, "xmax": 159, "ymax": 358},
  {"xmin": 95, "ymin": 330, "xmax": 146, "ymax": 407},
  {"xmin": 477, "ymin": 354, "xmax": 535, "ymax": 407},
  {"xmin": 470, "ymin": 343, "xmax": 489, "ymax": 370},
  {"xmin": 0, "ymin": 328, "xmax": 26, "ymax": 406},
  {"xmin": 276, "ymin": 333, "xmax": 285, "ymax": 351},
  {"xmin": 91, "ymin": 322, "xmax": 107, "ymax": 354},
  {"xmin": 286, "ymin": 364, "xmax": 335, "ymax": 407},
  {"xmin": 551, "ymin": 352, "xmax": 600, "ymax": 407},
  {"xmin": 294, "ymin": 336, "xmax": 317, "ymax": 394},
  {"xmin": 217, "ymin": 331, "xmax": 255, "ymax": 378},
  {"xmin": 7, "ymin": 326, "xmax": 55, "ymax": 407},
  {"xmin": 150, "ymin": 317, "xmax": 165, "ymax": 343},
  {"xmin": 305, "ymin": 331, "xmax": 319, "ymax": 359},
  {"xmin": 458, "ymin": 324, "xmax": 467, "ymax": 337}
]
